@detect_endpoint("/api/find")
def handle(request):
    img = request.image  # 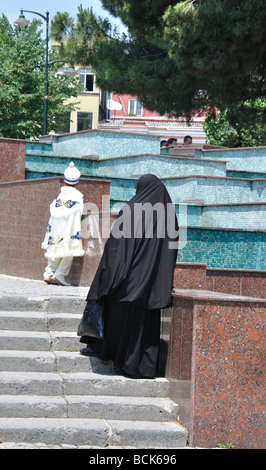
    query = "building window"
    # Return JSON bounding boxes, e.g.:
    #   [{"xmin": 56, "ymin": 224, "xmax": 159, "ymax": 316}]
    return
[
  {"xmin": 79, "ymin": 69, "xmax": 95, "ymax": 92},
  {"xmin": 77, "ymin": 112, "xmax": 93, "ymax": 131},
  {"xmin": 54, "ymin": 112, "xmax": 71, "ymax": 134},
  {"xmin": 128, "ymin": 99, "xmax": 143, "ymax": 116}
]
